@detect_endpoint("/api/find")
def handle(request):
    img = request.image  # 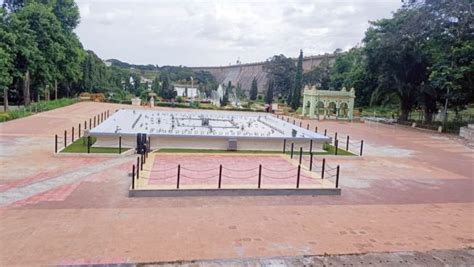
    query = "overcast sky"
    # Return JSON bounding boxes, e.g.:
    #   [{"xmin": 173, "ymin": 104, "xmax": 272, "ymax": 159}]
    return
[{"xmin": 74, "ymin": 0, "xmax": 401, "ymax": 67}]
